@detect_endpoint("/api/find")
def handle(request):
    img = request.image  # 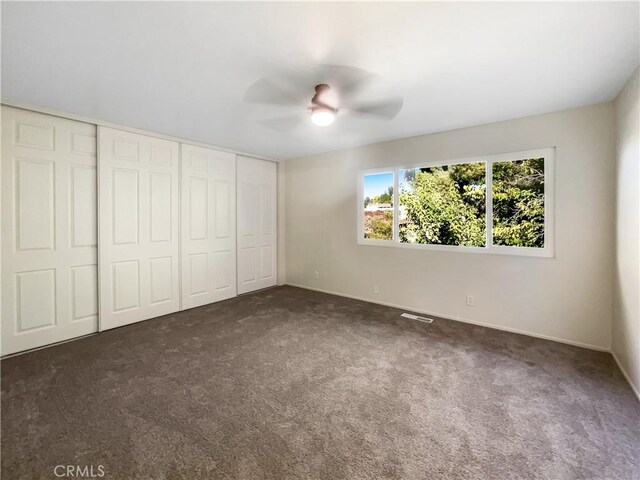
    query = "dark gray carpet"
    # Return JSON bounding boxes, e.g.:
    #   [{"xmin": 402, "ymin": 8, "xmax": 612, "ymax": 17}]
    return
[{"xmin": 2, "ymin": 286, "xmax": 638, "ymax": 479}]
